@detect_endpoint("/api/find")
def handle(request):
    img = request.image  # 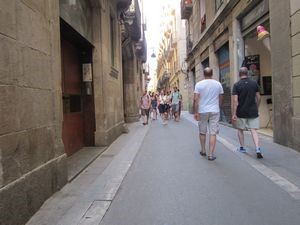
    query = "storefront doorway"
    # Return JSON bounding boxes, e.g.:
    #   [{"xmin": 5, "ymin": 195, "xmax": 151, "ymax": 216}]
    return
[
  {"xmin": 239, "ymin": 0, "xmax": 272, "ymax": 130},
  {"xmin": 243, "ymin": 22, "xmax": 272, "ymax": 129},
  {"xmin": 60, "ymin": 21, "xmax": 95, "ymax": 156}
]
